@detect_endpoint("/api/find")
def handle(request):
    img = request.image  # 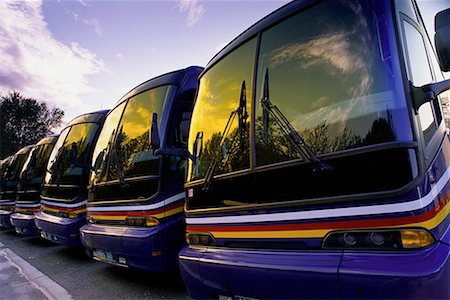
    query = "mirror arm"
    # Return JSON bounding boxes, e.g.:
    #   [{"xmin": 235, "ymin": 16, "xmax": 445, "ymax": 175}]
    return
[{"xmin": 410, "ymin": 79, "xmax": 450, "ymax": 113}]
